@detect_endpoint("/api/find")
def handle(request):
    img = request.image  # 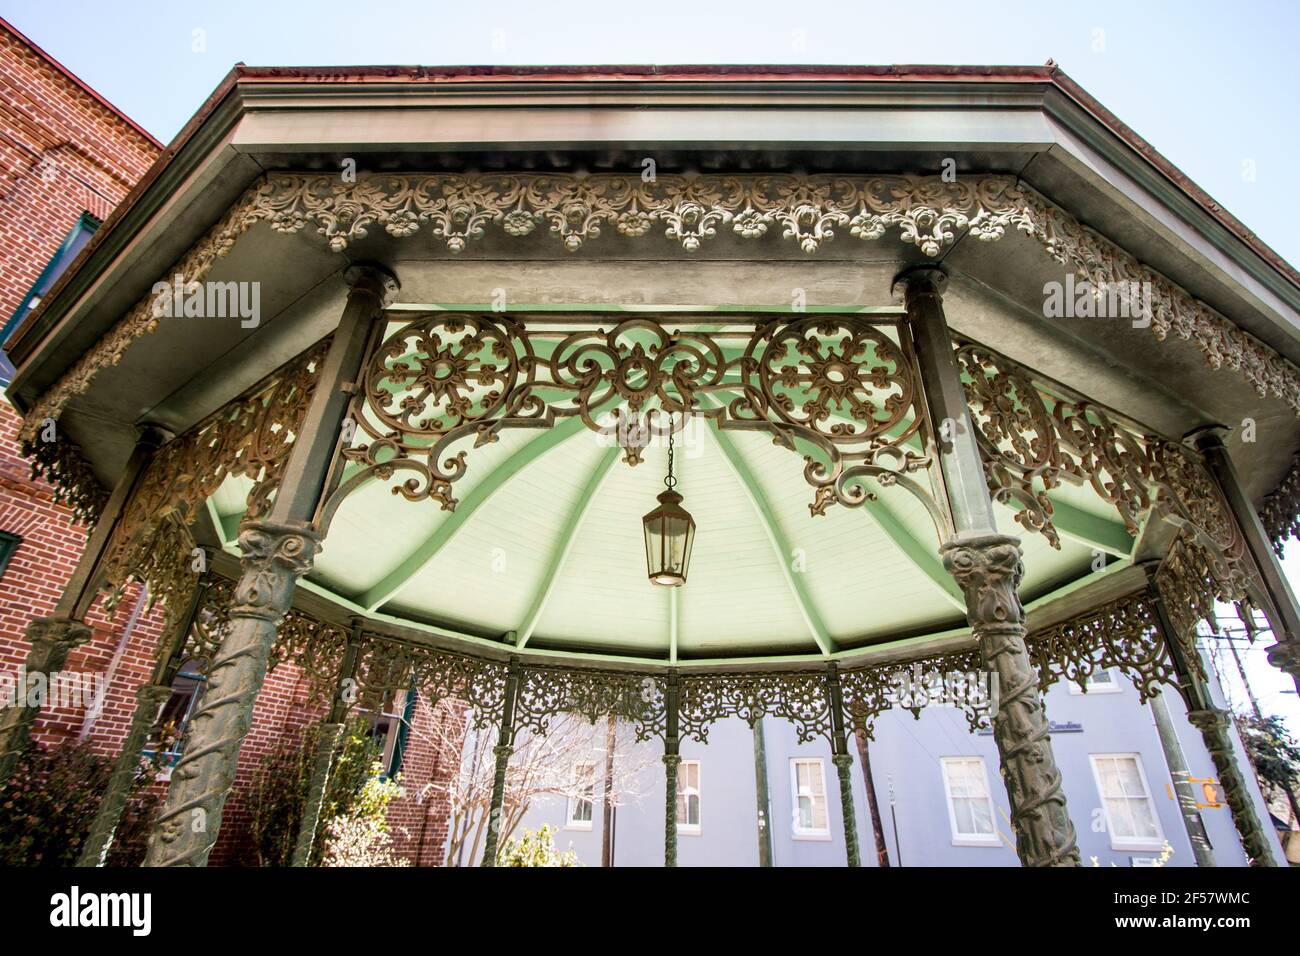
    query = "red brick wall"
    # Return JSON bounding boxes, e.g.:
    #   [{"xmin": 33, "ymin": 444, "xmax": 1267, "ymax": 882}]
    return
[
  {"xmin": 0, "ymin": 22, "xmax": 459, "ymax": 866},
  {"xmin": 0, "ymin": 19, "xmax": 156, "ymax": 324}
]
